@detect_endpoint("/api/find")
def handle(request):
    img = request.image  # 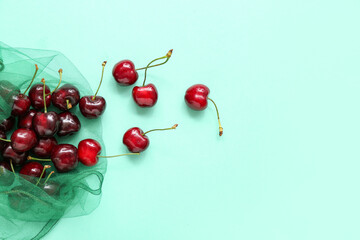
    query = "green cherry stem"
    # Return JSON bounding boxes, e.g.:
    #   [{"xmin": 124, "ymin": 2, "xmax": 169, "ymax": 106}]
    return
[
  {"xmin": 207, "ymin": 97, "xmax": 223, "ymax": 136},
  {"xmin": 142, "ymin": 49, "xmax": 173, "ymax": 86},
  {"xmin": 10, "ymin": 160, "xmax": 16, "ymax": 177},
  {"xmin": 41, "ymin": 78, "xmax": 47, "ymax": 113},
  {"xmin": 47, "ymin": 69, "xmax": 63, "ymax": 96},
  {"xmin": 97, "ymin": 152, "xmax": 140, "ymax": 158},
  {"xmin": 92, "ymin": 61, "xmax": 107, "ymax": 100},
  {"xmin": 27, "ymin": 156, "xmax": 51, "ymax": 162},
  {"xmin": 0, "ymin": 137, "xmax": 11, "ymax": 142},
  {"xmin": 23, "ymin": 64, "xmax": 39, "ymax": 95},
  {"xmin": 44, "ymin": 171, "xmax": 55, "ymax": 184},
  {"xmin": 142, "ymin": 124, "xmax": 178, "ymax": 136},
  {"xmin": 66, "ymin": 99, "xmax": 72, "ymax": 109},
  {"xmin": 36, "ymin": 165, "xmax": 51, "ymax": 186}
]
